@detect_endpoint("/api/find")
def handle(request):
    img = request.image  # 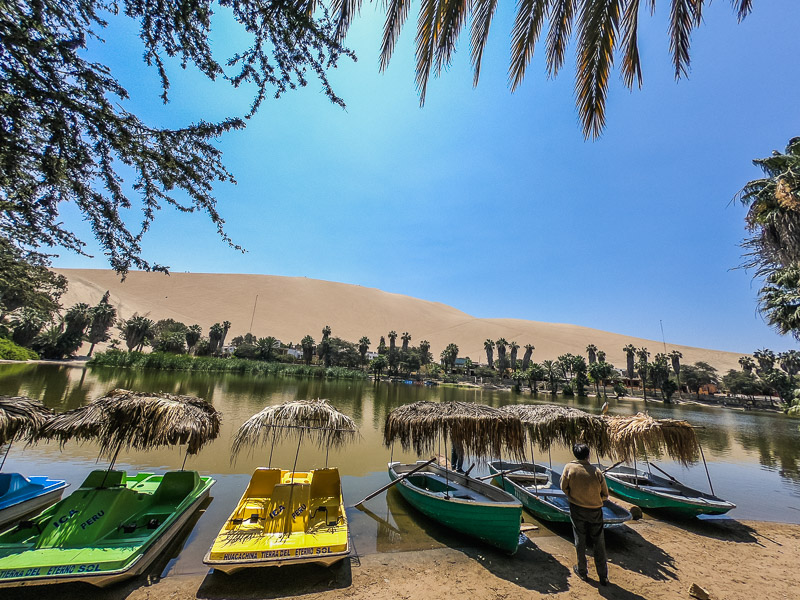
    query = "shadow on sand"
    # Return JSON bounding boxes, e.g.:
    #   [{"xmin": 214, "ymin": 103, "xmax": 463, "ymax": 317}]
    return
[
  {"xmin": 196, "ymin": 559, "xmax": 352, "ymax": 600},
  {"xmin": 653, "ymin": 514, "xmax": 771, "ymax": 546}
]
